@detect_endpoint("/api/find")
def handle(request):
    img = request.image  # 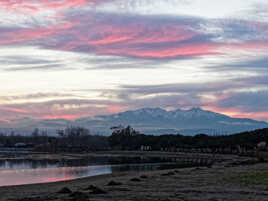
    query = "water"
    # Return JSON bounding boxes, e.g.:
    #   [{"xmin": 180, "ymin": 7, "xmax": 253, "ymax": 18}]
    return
[
  {"xmin": 0, "ymin": 157, "xmax": 192, "ymax": 187},
  {"xmin": 0, "ymin": 165, "xmax": 111, "ymax": 186}
]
